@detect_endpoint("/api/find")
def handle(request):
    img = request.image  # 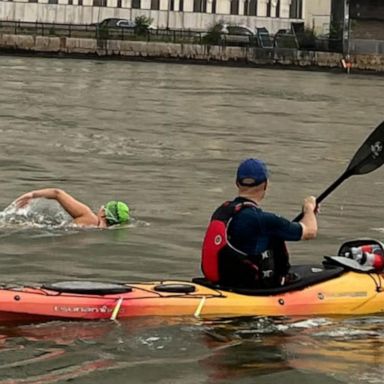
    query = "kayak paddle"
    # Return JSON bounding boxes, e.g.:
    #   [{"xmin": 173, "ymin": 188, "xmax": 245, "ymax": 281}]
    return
[{"xmin": 294, "ymin": 120, "xmax": 384, "ymax": 222}]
